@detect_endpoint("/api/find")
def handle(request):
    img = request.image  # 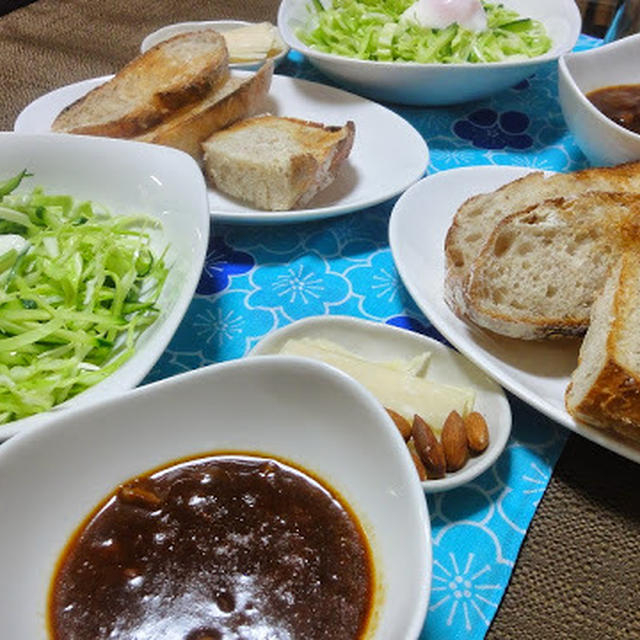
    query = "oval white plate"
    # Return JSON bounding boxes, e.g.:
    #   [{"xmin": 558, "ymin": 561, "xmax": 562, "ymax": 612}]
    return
[
  {"xmin": 0, "ymin": 356, "xmax": 430, "ymax": 639},
  {"xmin": 249, "ymin": 315, "xmax": 512, "ymax": 492},
  {"xmin": 14, "ymin": 72, "xmax": 429, "ymax": 224},
  {"xmin": 389, "ymin": 165, "xmax": 640, "ymax": 464}
]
